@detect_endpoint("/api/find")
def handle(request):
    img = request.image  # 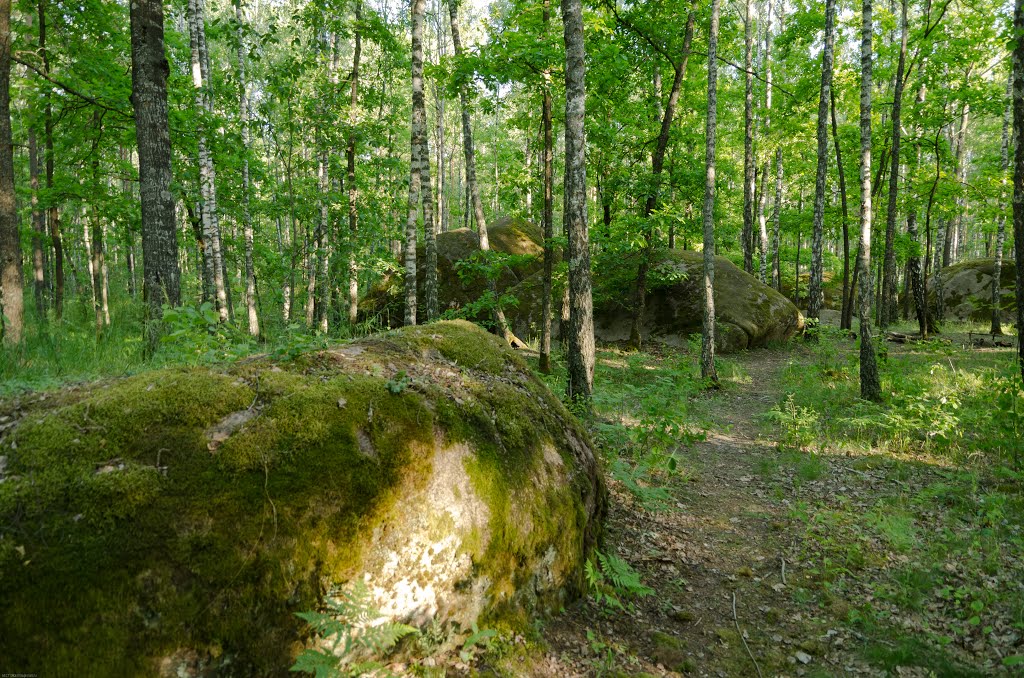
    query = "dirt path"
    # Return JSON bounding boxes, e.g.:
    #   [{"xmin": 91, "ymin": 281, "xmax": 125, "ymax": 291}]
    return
[{"xmin": 512, "ymin": 345, "xmax": 880, "ymax": 678}]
